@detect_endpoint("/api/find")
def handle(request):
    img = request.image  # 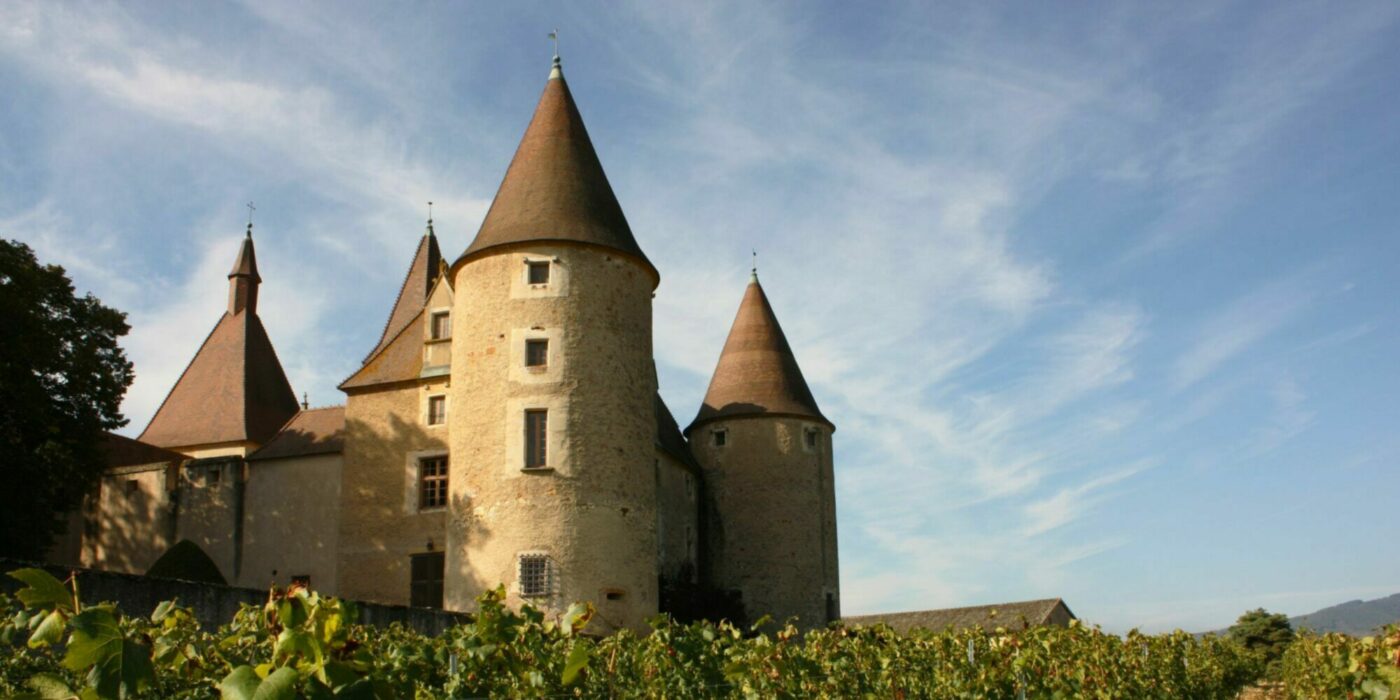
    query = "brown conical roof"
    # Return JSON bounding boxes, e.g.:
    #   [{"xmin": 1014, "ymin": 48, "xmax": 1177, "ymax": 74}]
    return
[
  {"xmin": 365, "ymin": 224, "xmax": 441, "ymax": 363},
  {"xmin": 457, "ymin": 62, "xmax": 655, "ymax": 281},
  {"xmin": 139, "ymin": 233, "xmax": 300, "ymax": 450},
  {"xmin": 687, "ymin": 275, "xmax": 830, "ymax": 433}
]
